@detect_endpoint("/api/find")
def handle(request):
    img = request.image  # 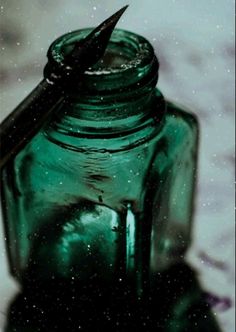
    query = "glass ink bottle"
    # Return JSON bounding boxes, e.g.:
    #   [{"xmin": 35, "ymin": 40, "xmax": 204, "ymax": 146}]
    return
[{"xmin": 1, "ymin": 29, "xmax": 199, "ymax": 299}]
